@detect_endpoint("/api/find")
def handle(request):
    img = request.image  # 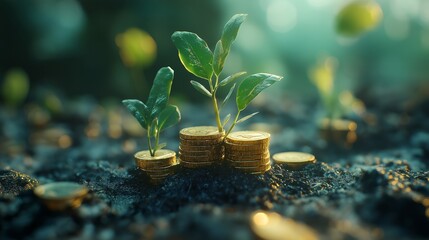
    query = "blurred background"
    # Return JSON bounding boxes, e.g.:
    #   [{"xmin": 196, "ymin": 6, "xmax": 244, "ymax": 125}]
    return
[{"xmin": 1, "ymin": 0, "xmax": 428, "ymax": 116}]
